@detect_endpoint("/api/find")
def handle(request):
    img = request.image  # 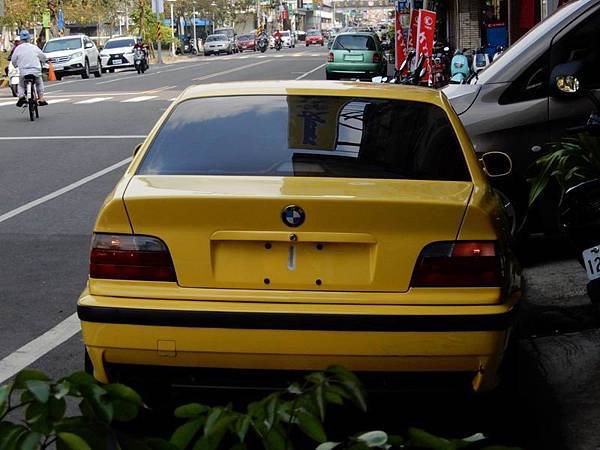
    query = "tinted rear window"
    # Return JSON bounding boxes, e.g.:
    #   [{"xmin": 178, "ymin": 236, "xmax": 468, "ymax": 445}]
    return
[
  {"xmin": 334, "ymin": 35, "xmax": 375, "ymax": 51},
  {"xmin": 104, "ymin": 39, "xmax": 135, "ymax": 49},
  {"xmin": 138, "ymin": 96, "xmax": 470, "ymax": 181}
]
